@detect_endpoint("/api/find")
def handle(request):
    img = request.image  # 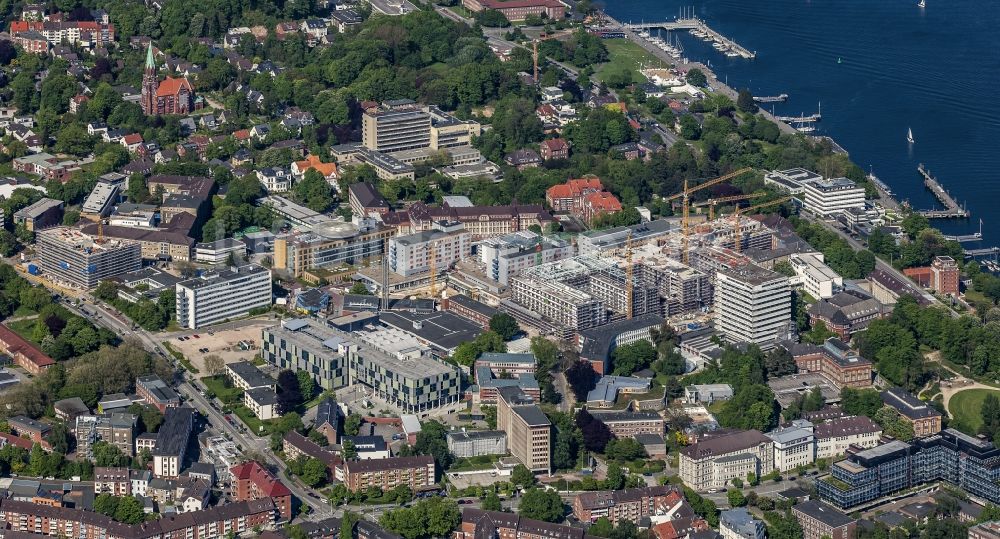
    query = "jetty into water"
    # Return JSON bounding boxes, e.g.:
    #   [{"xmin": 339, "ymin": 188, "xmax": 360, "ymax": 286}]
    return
[
  {"xmin": 754, "ymin": 94, "xmax": 788, "ymax": 103},
  {"xmin": 626, "ymin": 18, "xmax": 756, "ymax": 59},
  {"xmin": 916, "ymin": 163, "xmax": 969, "ymax": 219}
]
